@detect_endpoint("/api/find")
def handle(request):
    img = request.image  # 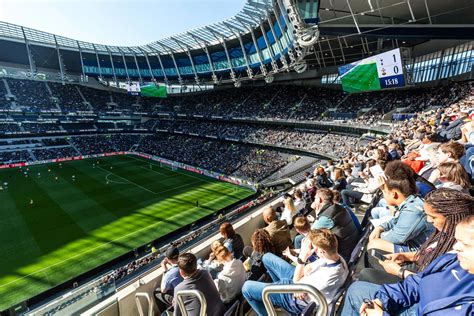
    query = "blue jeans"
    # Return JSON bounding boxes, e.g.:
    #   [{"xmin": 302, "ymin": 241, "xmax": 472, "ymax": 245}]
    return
[
  {"xmin": 242, "ymin": 253, "xmax": 304, "ymax": 316},
  {"xmin": 341, "ymin": 189, "xmax": 364, "ymax": 207},
  {"xmin": 294, "ymin": 234, "xmax": 304, "ymax": 249},
  {"xmin": 340, "ymin": 281, "xmax": 418, "ymax": 316},
  {"xmin": 371, "ymin": 207, "xmax": 392, "ymax": 219}
]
